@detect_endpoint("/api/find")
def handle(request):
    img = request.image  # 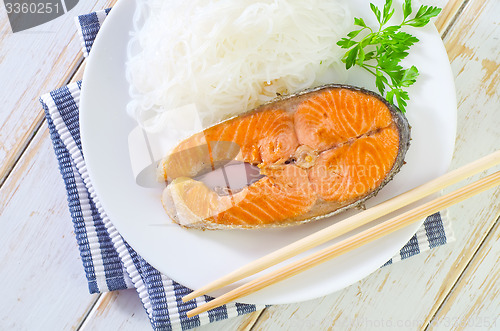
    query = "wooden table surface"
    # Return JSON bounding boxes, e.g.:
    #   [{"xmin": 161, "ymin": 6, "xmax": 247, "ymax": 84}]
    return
[{"xmin": 0, "ymin": 0, "xmax": 498, "ymax": 330}]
